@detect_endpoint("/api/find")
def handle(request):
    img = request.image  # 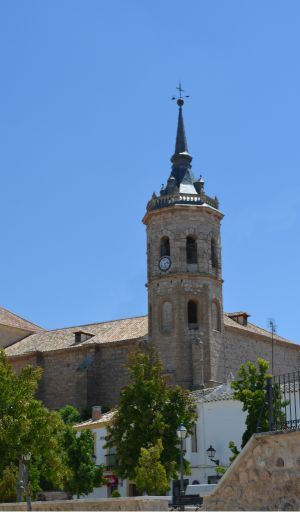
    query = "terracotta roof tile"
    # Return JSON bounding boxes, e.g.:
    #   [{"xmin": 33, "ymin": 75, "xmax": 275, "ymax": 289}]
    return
[
  {"xmin": 5, "ymin": 315, "xmax": 148, "ymax": 356},
  {"xmin": 0, "ymin": 306, "xmax": 42, "ymax": 332},
  {"xmin": 5, "ymin": 312, "xmax": 298, "ymax": 358},
  {"xmin": 223, "ymin": 313, "xmax": 296, "ymax": 345}
]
